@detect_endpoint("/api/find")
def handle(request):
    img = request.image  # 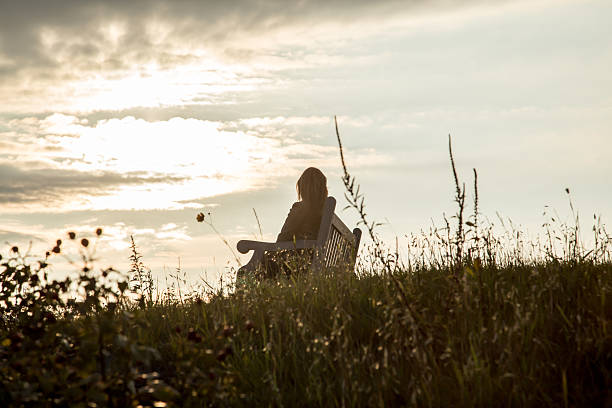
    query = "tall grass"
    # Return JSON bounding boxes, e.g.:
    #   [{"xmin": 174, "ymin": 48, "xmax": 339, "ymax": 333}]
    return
[{"xmin": 0, "ymin": 125, "xmax": 610, "ymax": 407}]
